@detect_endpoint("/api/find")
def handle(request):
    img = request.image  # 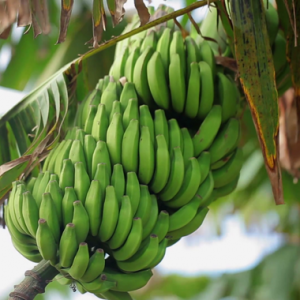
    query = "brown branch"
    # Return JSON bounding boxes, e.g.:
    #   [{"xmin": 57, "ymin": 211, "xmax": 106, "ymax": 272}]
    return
[{"xmin": 9, "ymin": 260, "xmax": 59, "ymax": 300}]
